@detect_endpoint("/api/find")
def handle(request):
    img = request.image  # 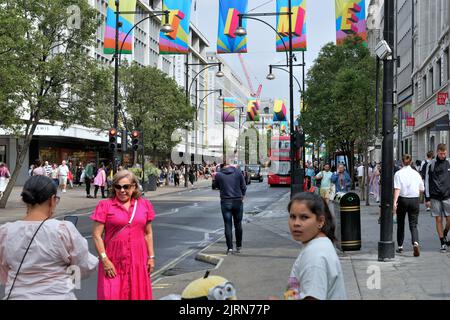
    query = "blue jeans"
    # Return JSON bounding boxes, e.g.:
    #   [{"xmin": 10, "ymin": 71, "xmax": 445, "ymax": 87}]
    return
[{"xmin": 221, "ymin": 199, "xmax": 243, "ymax": 250}]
